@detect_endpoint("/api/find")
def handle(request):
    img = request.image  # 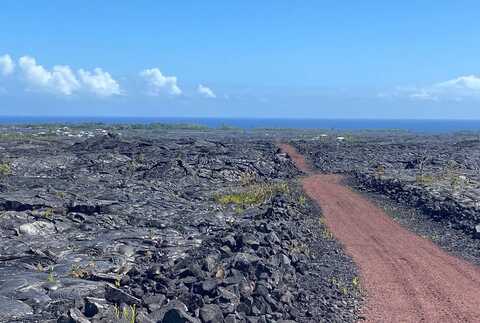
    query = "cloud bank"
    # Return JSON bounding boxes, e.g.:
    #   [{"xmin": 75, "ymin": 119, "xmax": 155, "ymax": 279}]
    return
[
  {"xmin": 140, "ymin": 68, "xmax": 182, "ymax": 96},
  {"xmin": 2, "ymin": 53, "xmax": 221, "ymax": 100},
  {"xmin": 17, "ymin": 56, "xmax": 121, "ymax": 96},
  {"xmin": 18, "ymin": 56, "xmax": 81, "ymax": 95},
  {"xmin": 197, "ymin": 84, "xmax": 216, "ymax": 98}
]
